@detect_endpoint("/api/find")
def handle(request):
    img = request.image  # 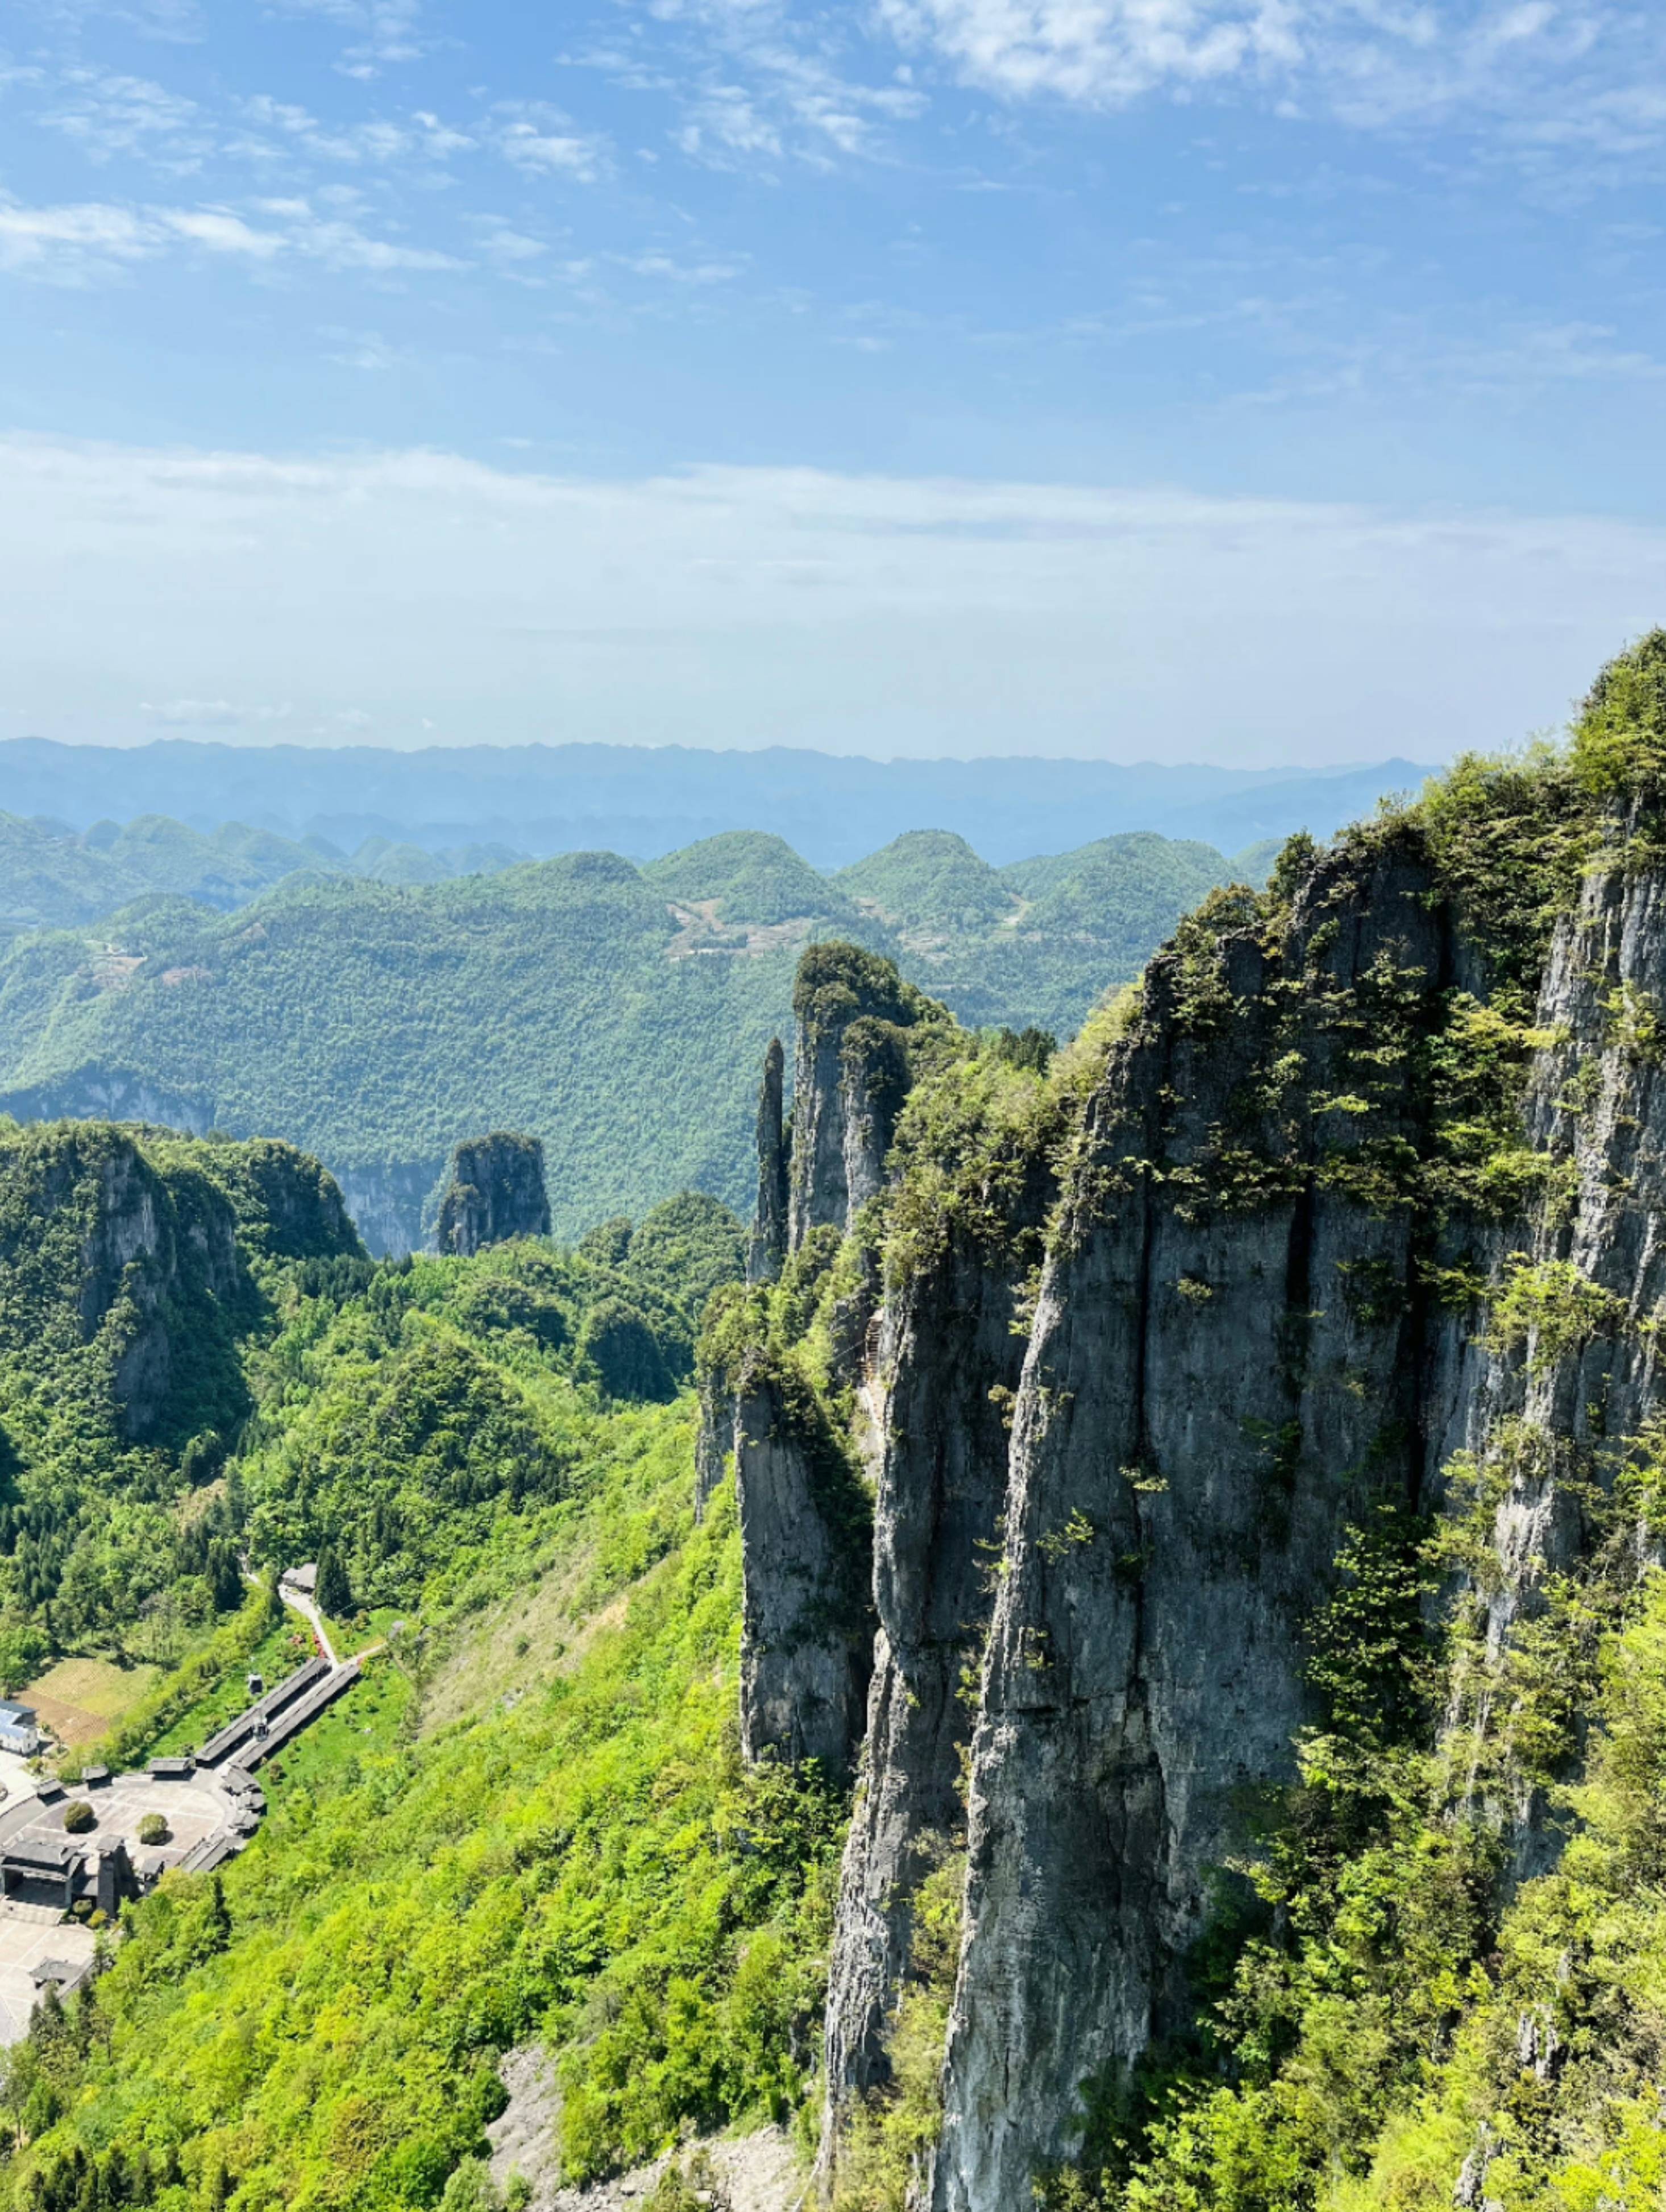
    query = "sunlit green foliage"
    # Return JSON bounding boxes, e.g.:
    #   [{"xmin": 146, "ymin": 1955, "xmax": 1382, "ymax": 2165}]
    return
[{"xmin": 2, "ymin": 1441, "xmax": 843, "ymax": 2212}]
